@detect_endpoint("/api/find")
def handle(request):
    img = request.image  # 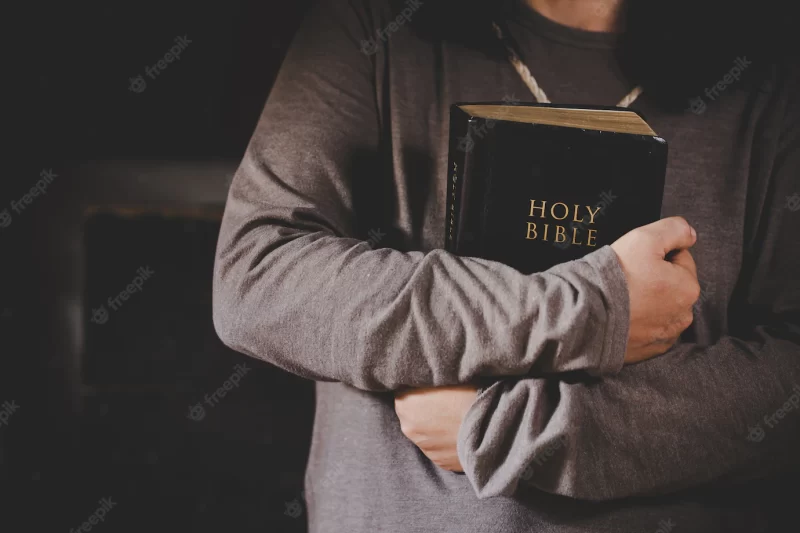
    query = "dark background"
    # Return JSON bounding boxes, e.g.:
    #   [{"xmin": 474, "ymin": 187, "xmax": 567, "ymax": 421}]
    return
[
  {"xmin": 3, "ymin": 1, "xmax": 316, "ymax": 531},
  {"xmin": 3, "ymin": 1, "xmax": 797, "ymax": 532}
]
